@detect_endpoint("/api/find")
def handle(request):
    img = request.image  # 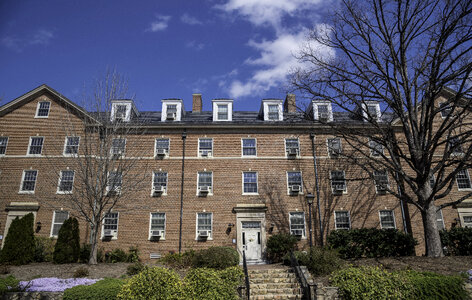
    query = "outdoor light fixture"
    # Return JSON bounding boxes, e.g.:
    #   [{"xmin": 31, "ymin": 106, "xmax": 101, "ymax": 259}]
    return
[
  {"xmin": 226, "ymin": 223, "xmax": 235, "ymax": 235},
  {"xmin": 305, "ymin": 193, "xmax": 315, "ymax": 247},
  {"xmin": 35, "ymin": 221, "xmax": 42, "ymax": 233},
  {"xmin": 269, "ymin": 223, "xmax": 275, "ymax": 234}
]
